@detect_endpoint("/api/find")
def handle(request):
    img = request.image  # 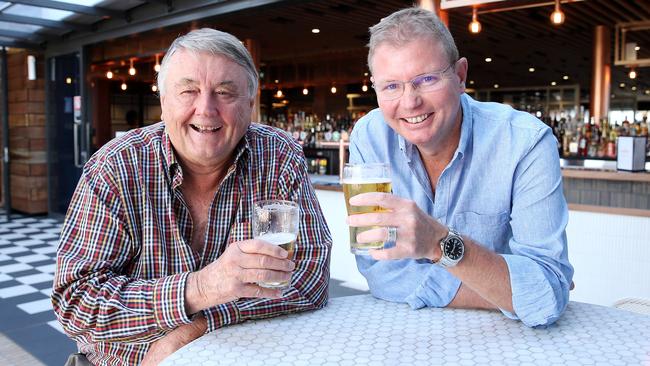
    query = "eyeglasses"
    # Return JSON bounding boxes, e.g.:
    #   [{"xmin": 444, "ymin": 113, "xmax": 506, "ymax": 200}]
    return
[{"xmin": 372, "ymin": 61, "xmax": 457, "ymax": 101}]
